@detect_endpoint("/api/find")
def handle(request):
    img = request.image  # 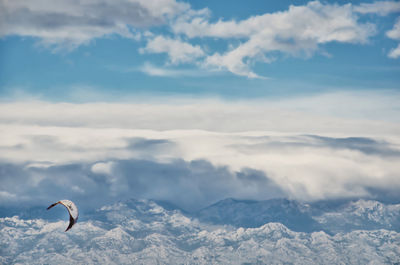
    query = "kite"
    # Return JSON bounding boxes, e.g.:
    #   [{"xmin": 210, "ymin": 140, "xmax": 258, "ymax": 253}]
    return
[{"xmin": 47, "ymin": 200, "xmax": 79, "ymax": 232}]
